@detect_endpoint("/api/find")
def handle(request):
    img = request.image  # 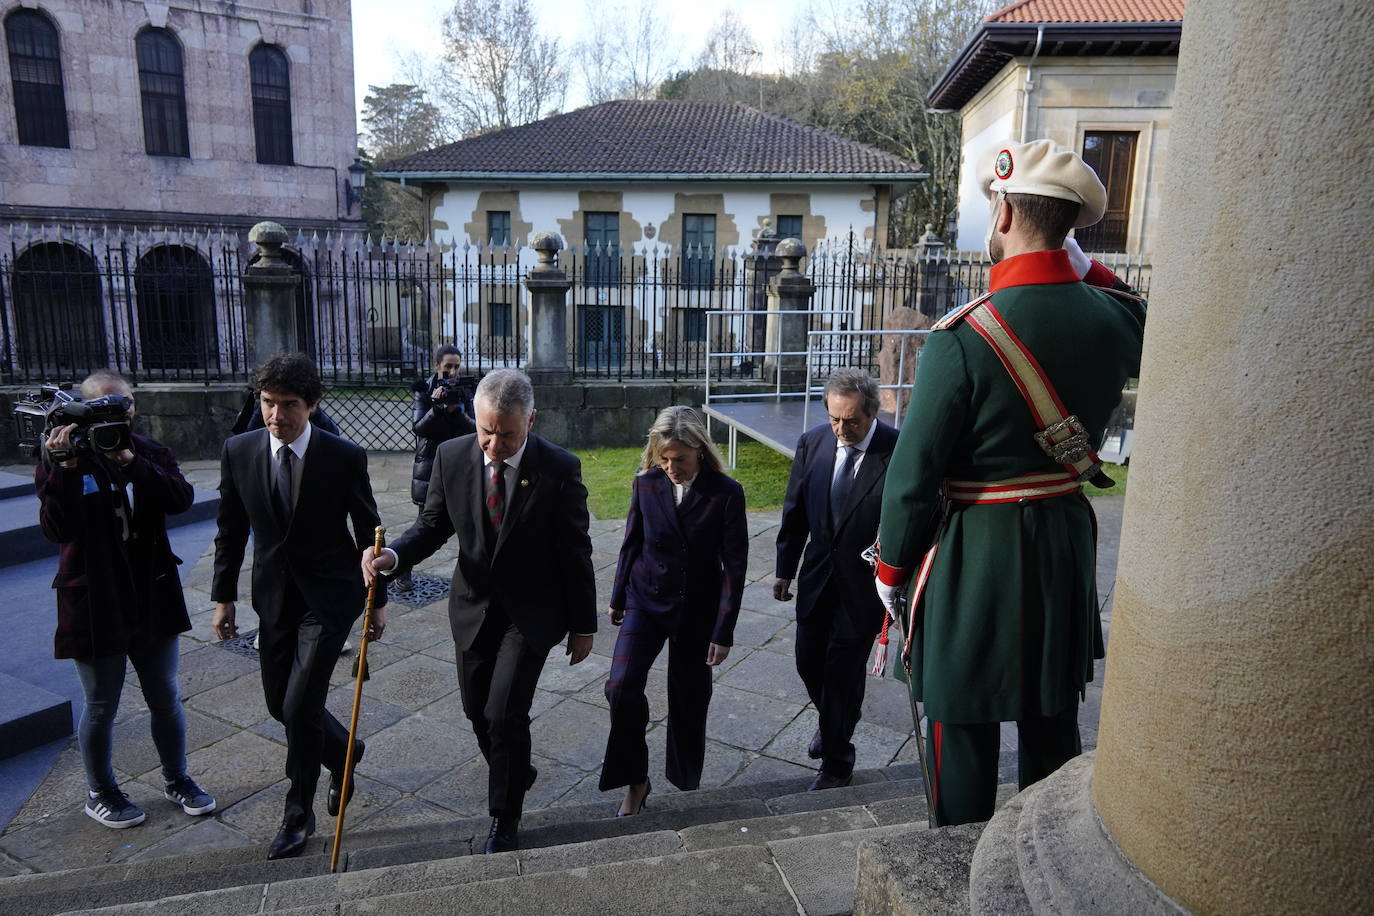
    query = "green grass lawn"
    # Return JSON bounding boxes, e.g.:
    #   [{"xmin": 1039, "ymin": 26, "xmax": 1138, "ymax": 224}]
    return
[
  {"xmin": 575, "ymin": 442, "xmax": 794, "ymax": 520},
  {"xmin": 575, "ymin": 446, "xmax": 1126, "ymax": 520}
]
